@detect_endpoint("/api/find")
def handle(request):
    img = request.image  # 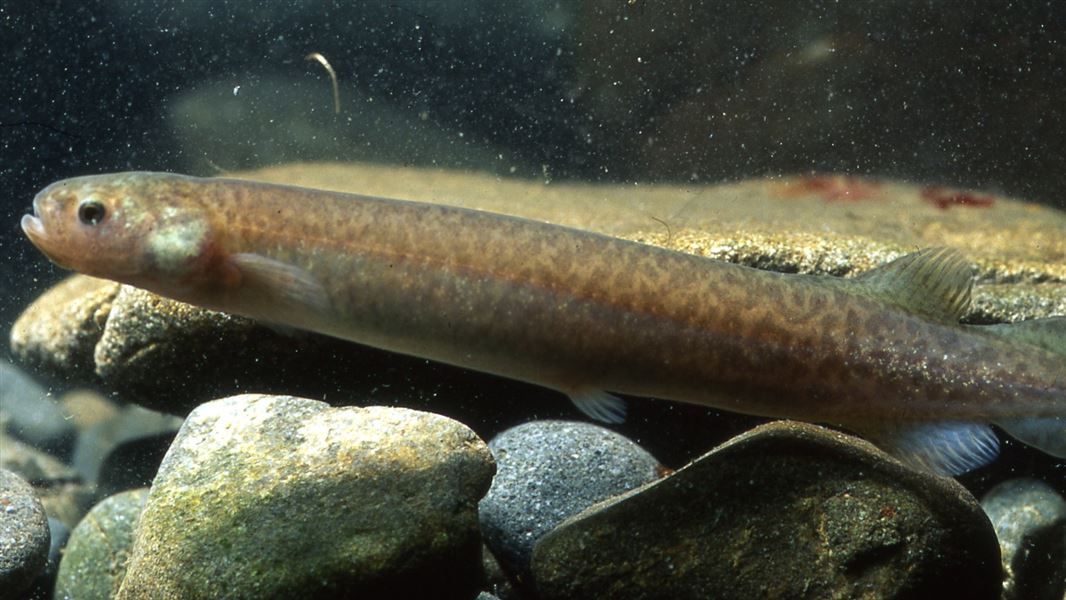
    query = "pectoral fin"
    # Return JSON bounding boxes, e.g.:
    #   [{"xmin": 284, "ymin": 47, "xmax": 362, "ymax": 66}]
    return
[
  {"xmin": 229, "ymin": 253, "xmax": 331, "ymax": 315},
  {"xmin": 870, "ymin": 421, "xmax": 1000, "ymax": 476}
]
